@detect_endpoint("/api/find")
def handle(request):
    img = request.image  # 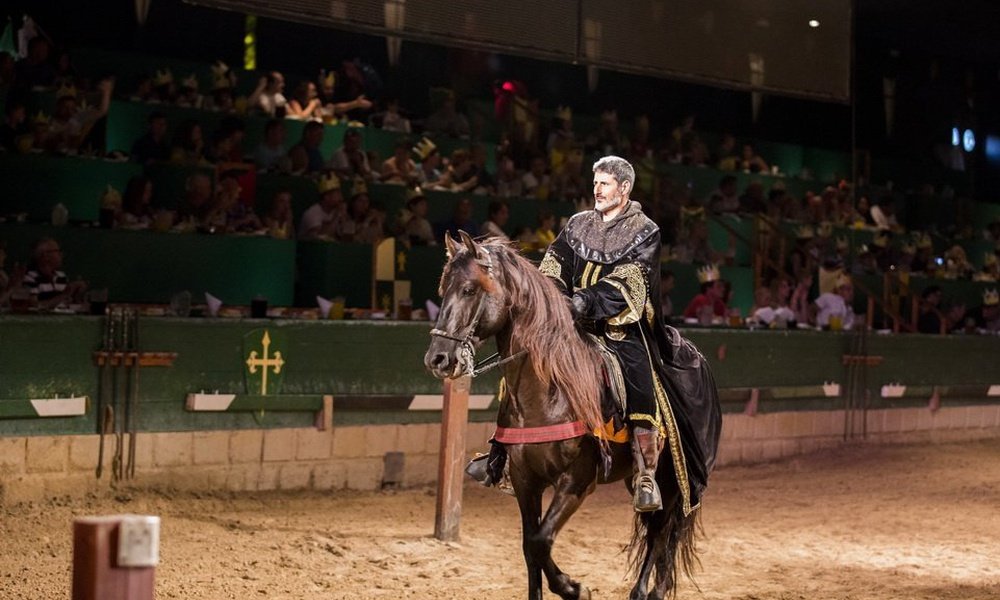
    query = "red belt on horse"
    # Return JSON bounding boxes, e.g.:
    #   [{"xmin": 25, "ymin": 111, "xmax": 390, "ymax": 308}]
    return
[{"xmin": 494, "ymin": 421, "xmax": 588, "ymax": 444}]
